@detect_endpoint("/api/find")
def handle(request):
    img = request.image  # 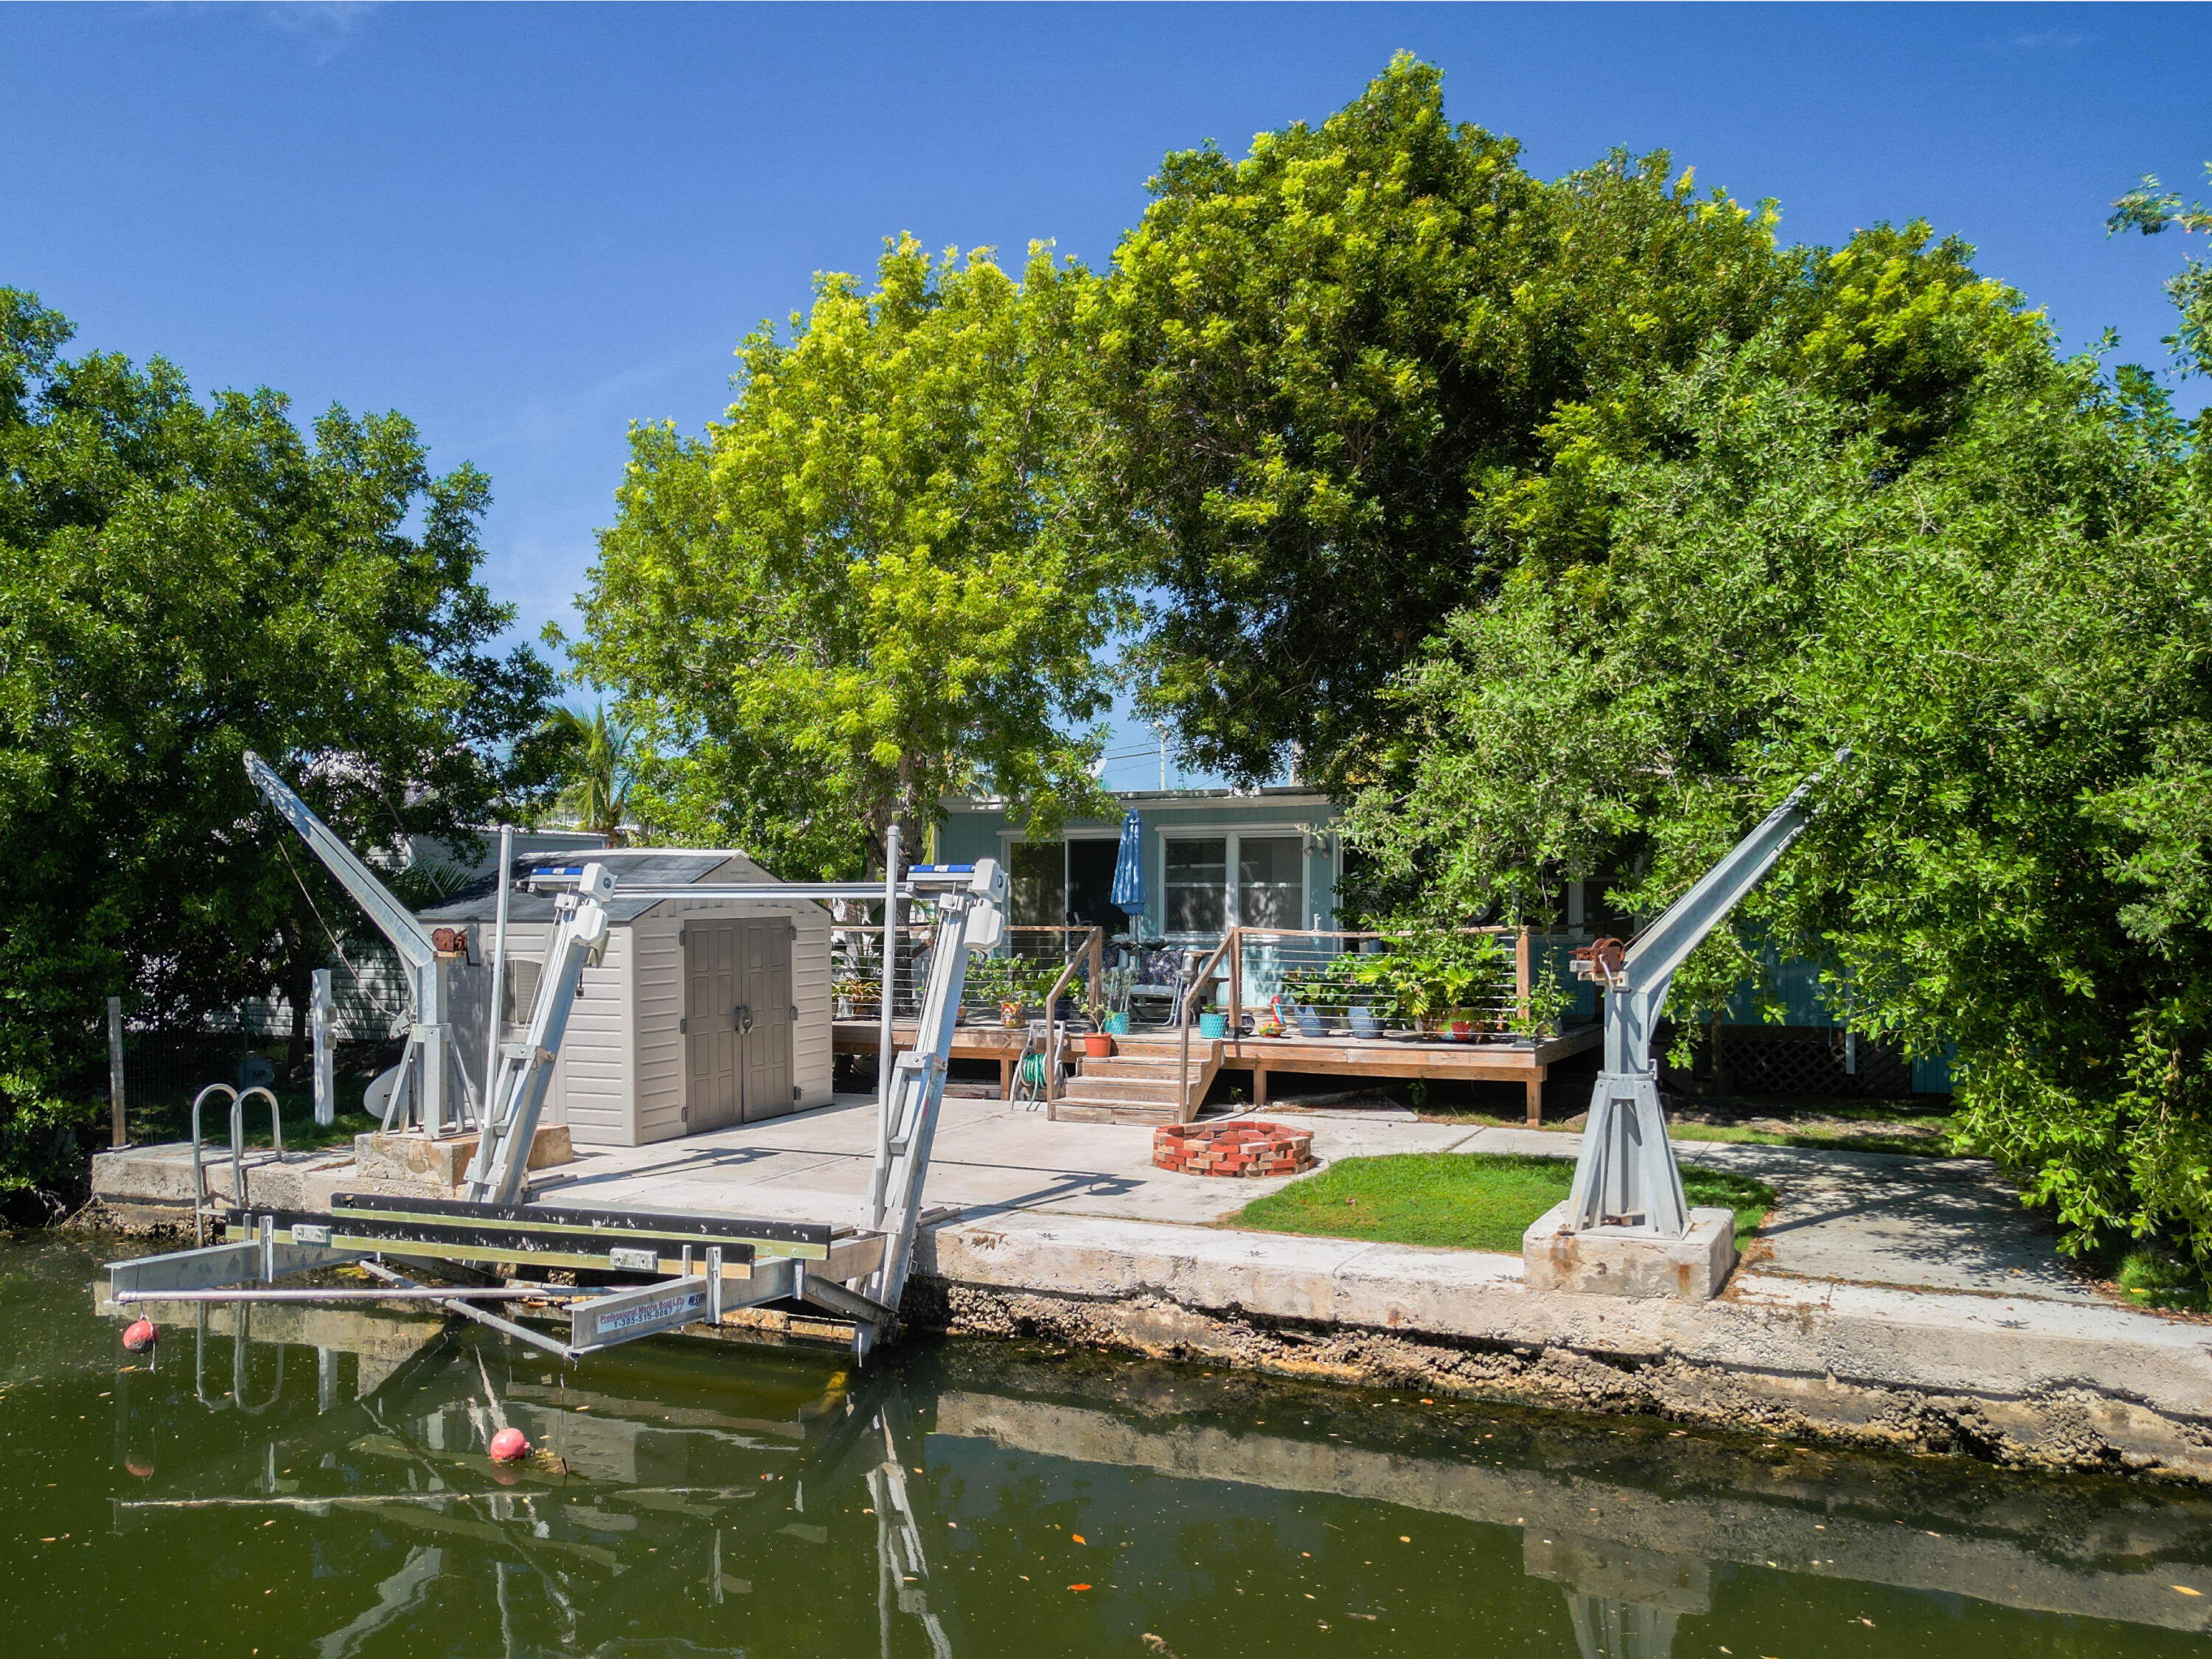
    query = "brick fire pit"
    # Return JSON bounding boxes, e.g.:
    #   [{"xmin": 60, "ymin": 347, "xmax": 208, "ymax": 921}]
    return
[{"xmin": 1152, "ymin": 1121, "xmax": 1315, "ymax": 1178}]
